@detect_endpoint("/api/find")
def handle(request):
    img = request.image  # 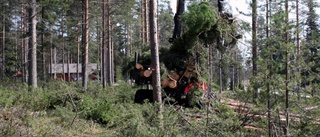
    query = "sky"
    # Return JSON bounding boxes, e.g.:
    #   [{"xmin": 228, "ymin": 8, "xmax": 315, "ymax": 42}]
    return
[{"xmin": 169, "ymin": 0, "xmax": 249, "ymax": 21}]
